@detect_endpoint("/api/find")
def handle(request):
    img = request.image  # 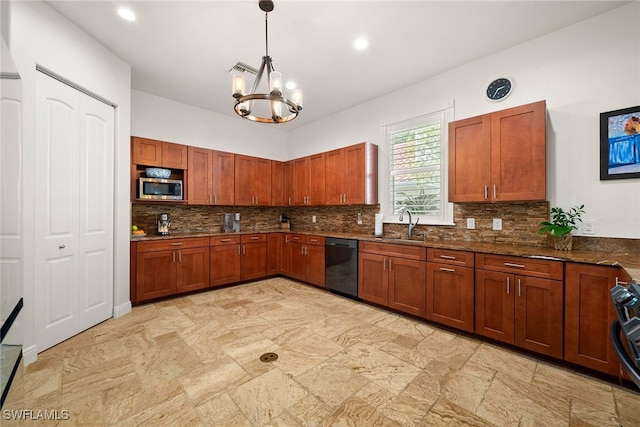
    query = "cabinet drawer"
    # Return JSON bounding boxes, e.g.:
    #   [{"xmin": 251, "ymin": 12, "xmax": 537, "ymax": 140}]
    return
[
  {"xmin": 306, "ymin": 235, "xmax": 325, "ymax": 246},
  {"xmin": 359, "ymin": 241, "xmax": 426, "ymax": 261},
  {"xmin": 475, "ymin": 253, "xmax": 563, "ymax": 280},
  {"xmin": 290, "ymin": 234, "xmax": 305, "ymax": 243},
  {"xmin": 137, "ymin": 237, "xmax": 208, "ymax": 253},
  {"xmin": 210, "ymin": 235, "xmax": 241, "ymax": 246},
  {"xmin": 241, "ymin": 233, "xmax": 266, "ymax": 243},
  {"xmin": 427, "ymin": 248, "xmax": 474, "ymax": 267}
]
